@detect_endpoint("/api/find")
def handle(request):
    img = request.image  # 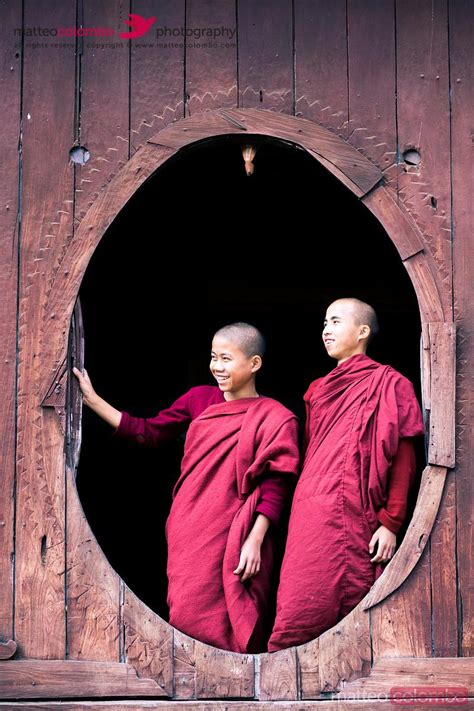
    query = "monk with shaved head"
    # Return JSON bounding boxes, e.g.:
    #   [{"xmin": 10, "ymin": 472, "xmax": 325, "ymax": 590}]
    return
[
  {"xmin": 268, "ymin": 298, "xmax": 424, "ymax": 651},
  {"xmin": 73, "ymin": 322, "xmax": 299, "ymax": 653}
]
